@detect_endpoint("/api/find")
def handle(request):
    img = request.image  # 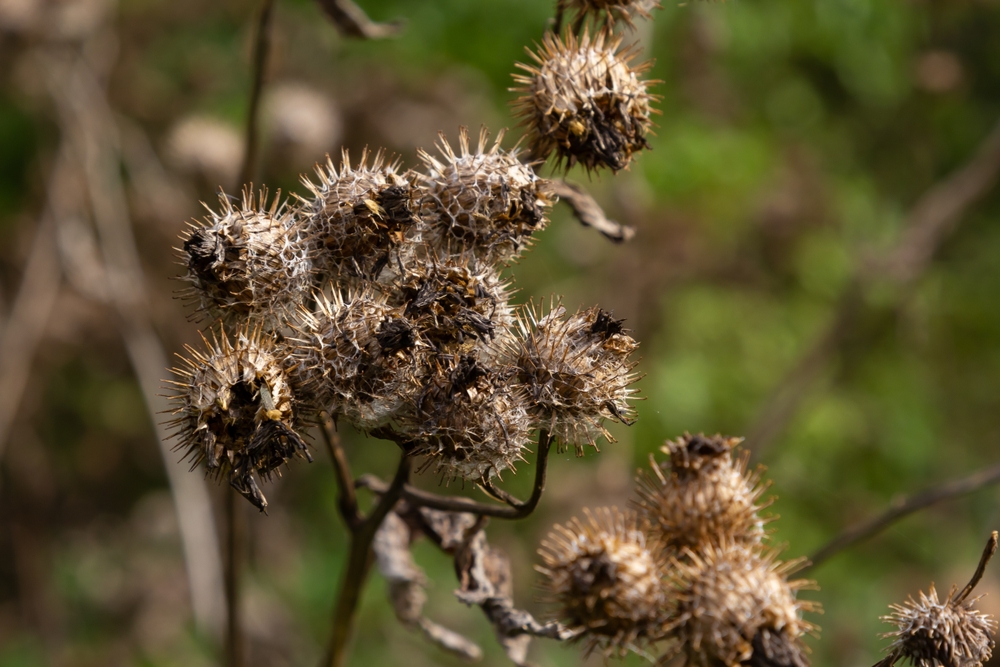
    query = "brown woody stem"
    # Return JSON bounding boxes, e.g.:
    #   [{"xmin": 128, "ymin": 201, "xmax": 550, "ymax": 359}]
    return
[
  {"xmin": 224, "ymin": 488, "xmax": 244, "ymax": 667},
  {"xmin": 360, "ymin": 430, "xmax": 553, "ymax": 520},
  {"xmin": 237, "ymin": 0, "xmax": 275, "ymax": 188},
  {"xmin": 320, "ymin": 414, "xmax": 362, "ymax": 531},
  {"xmin": 956, "ymin": 531, "xmax": 998, "ymax": 604},
  {"xmin": 323, "ymin": 454, "xmax": 411, "ymax": 667}
]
